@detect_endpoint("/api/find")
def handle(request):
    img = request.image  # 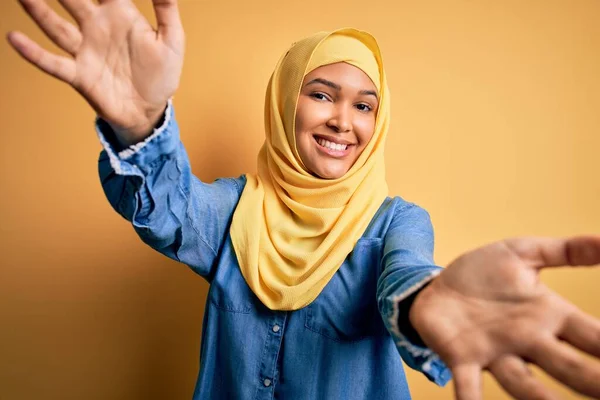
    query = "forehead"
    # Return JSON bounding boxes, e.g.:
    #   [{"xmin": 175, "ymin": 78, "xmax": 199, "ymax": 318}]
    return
[{"xmin": 303, "ymin": 62, "xmax": 377, "ymax": 92}]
